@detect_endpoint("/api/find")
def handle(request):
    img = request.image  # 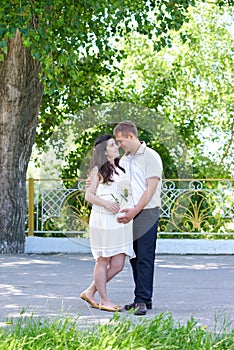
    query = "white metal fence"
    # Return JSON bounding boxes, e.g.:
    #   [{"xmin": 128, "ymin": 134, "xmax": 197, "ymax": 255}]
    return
[{"xmin": 26, "ymin": 178, "xmax": 234, "ymax": 238}]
